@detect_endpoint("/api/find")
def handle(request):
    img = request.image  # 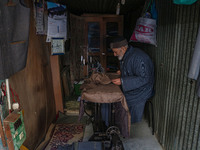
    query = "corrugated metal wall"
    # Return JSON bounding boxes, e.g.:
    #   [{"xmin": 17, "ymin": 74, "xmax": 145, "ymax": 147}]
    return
[
  {"xmin": 62, "ymin": 0, "xmax": 144, "ymax": 15},
  {"xmin": 145, "ymin": 1, "xmax": 200, "ymax": 150}
]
